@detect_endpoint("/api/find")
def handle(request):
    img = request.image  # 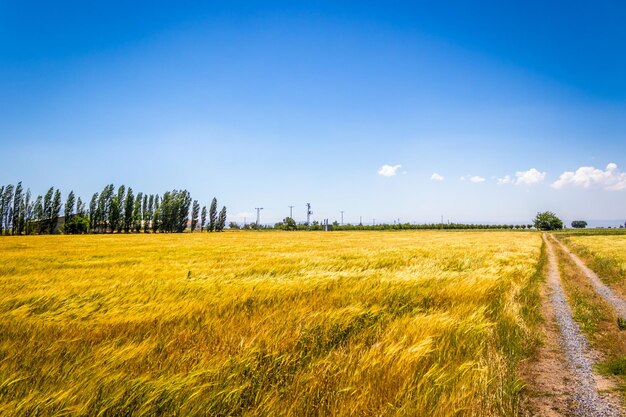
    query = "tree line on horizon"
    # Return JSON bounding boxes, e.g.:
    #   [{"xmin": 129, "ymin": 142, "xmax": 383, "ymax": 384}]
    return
[
  {"xmin": 0, "ymin": 182, "xmax": 226, "ymax": 235},
  {"xmin": 265, "ymin": 218, "xmax": 536, "ymax": 231}
]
